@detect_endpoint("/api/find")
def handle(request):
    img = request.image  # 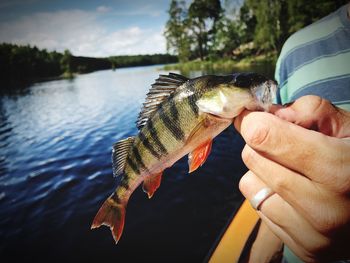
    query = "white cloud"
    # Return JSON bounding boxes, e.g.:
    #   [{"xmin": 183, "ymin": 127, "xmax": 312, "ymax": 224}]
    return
[
  {"xmin": 0, "ymin": 9, "xmax": 166, "ymax": 57},
  {"xmin": 97, "ymin": 27, "xmax": 166, "ymax": 56},
  {"xmin": 113, "ymin": 4, "xmax": 162, "ymax": 17},
  {"xmin": 96, "ymin": 5, "xmax": 111, "ymax": 13}
]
